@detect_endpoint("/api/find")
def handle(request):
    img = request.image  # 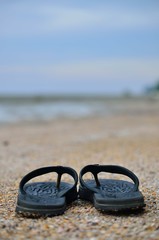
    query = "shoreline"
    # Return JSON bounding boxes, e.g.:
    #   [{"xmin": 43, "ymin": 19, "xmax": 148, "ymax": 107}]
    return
[{"xmin": 0, "ymin": 97, "xmax": 159, "ymax": 124}]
